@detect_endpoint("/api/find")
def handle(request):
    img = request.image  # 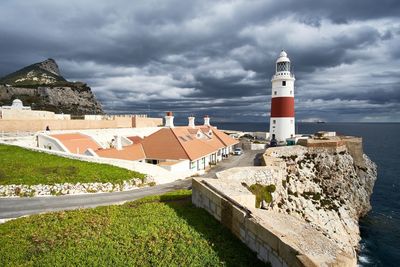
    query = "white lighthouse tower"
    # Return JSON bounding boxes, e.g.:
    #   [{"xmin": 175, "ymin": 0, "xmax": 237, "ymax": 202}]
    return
[{"xmin": 269, "ymin": 50, "xmax": 295, "ymax": 142}]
